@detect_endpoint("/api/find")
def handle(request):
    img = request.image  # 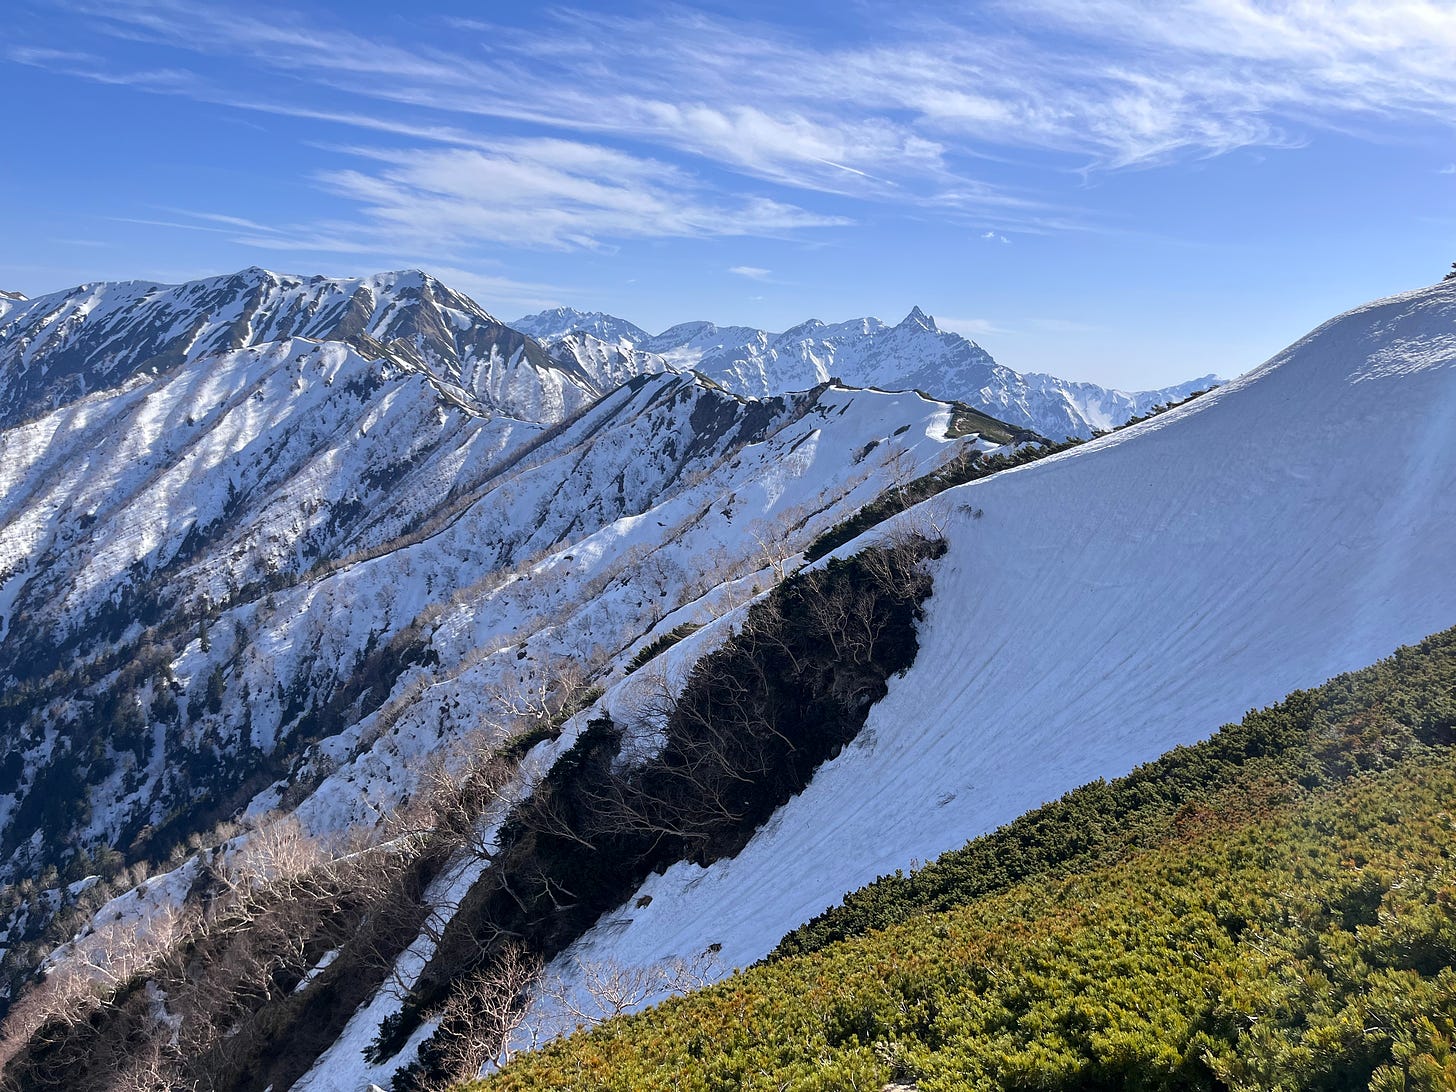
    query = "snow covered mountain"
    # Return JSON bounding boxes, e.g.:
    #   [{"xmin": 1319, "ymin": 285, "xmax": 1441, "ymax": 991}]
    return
[
  {"xmin": 516, "ymin": 304, "xmax": 1220, "ymax": 439},
  {"xmin": 290, "ymin": 279, "xmax": 1453, "ymax": 1092},
  {"xmin": 0, "ymin": 268, "xmax": 1016, "ymax": 1021},
  {"xmin": 0, "ymin": 269, "xmax": 629, "ymax": 428},
  {"xmin": 501, "ymin": 279, "xmax": 1456, "ymax": 1063},
  {"xmin": 4, "ymin": 270, "xmax": 1452, "ymax": 1092},
  {"xmin": 510, "ymin": 307, "xmax": 650, "ymax": 347}
]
